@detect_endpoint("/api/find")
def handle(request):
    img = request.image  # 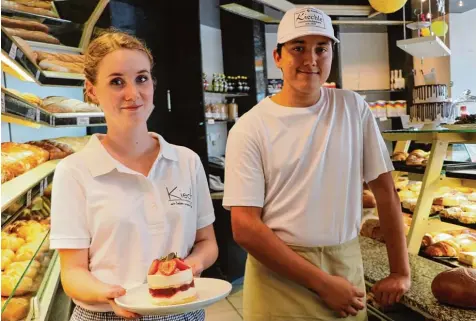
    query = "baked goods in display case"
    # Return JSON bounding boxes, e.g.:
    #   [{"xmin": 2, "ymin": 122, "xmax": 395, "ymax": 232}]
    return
[
  {"xmin": 147, "ymin": 254, "xmax": 197, "ymax": 306},
  {"xmin": 41, "ymin": 96, "xmax": 101, "ymax": 113},
  {"xmin": 1, "ymin": 192, "xmax": 53, "ymax": 321},
  {"xmin": 35, "ymin": 51, "xmax": 84, "ymax": 74},
  {"xmin": 1, "ymin": 136, "xmax": 89, "ymax": 184},
  {"xmin": 1, "ymin": 0, "xmax": 58, "ymax": 18}
]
